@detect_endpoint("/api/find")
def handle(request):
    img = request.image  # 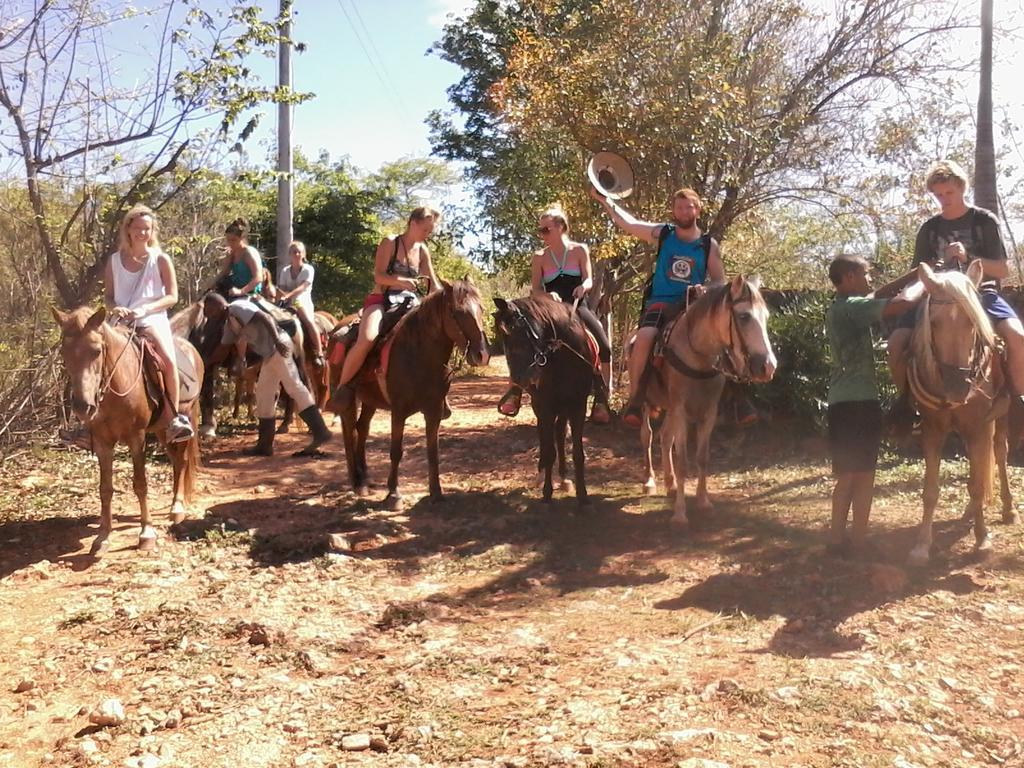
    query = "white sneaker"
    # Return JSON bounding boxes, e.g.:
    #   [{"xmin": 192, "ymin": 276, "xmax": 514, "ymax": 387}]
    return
[{"xmin": 167, "ymin": 414, "xmax": 194, "ymax": 443}]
